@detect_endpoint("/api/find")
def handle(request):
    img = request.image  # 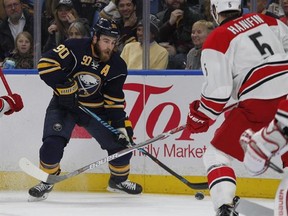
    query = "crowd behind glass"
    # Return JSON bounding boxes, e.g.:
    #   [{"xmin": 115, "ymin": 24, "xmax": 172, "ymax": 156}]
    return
[{"xmin": 0, "ymin": 0, "xmax": 285, "ymax": 70}]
